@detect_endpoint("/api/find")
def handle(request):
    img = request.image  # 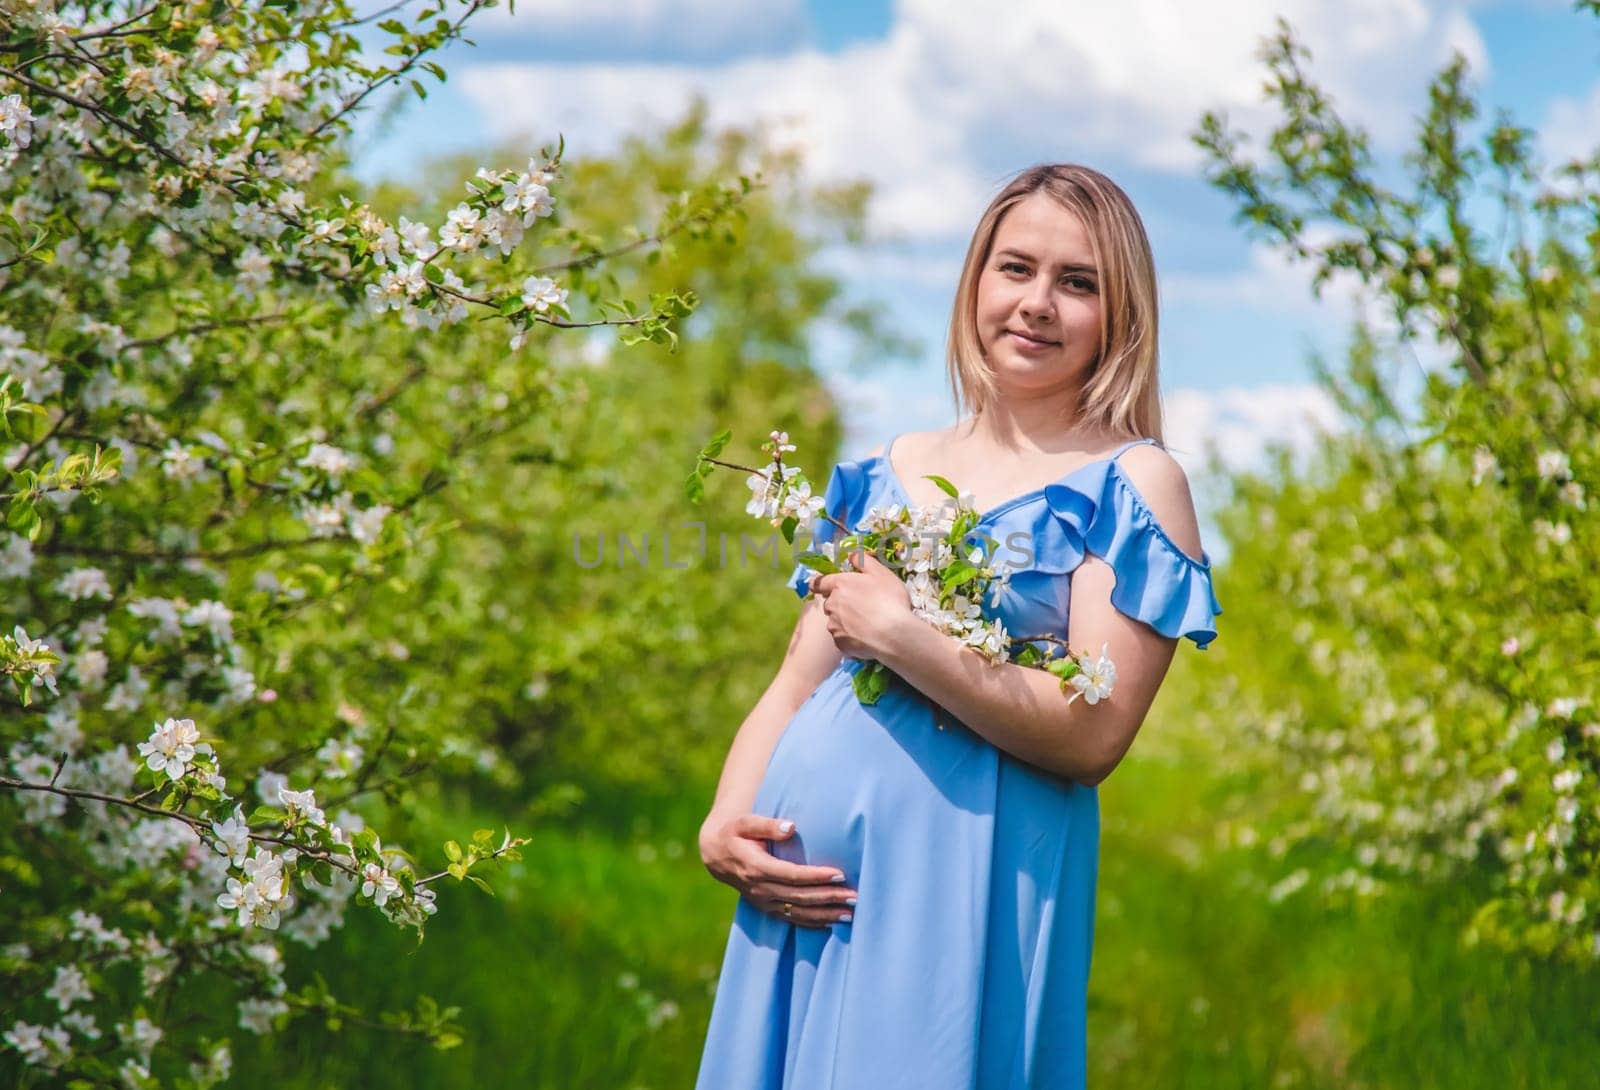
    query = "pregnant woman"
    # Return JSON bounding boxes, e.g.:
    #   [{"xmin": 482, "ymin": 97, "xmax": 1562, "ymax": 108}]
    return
[{"xmin": 693, "ymin": 163, "xmax": 1222, "ymax": 1089}]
